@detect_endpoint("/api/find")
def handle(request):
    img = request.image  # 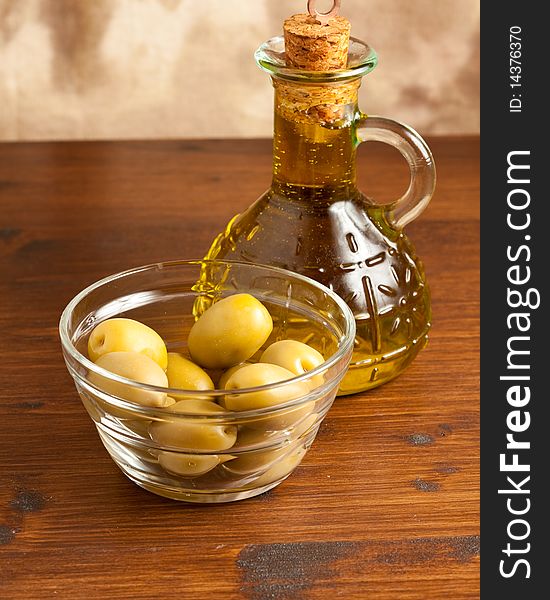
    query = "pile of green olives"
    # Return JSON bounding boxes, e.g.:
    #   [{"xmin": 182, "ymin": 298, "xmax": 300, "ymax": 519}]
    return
[{"xmin": 86, "ymin": 293, "xmax": 326, "ymax": 484}]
